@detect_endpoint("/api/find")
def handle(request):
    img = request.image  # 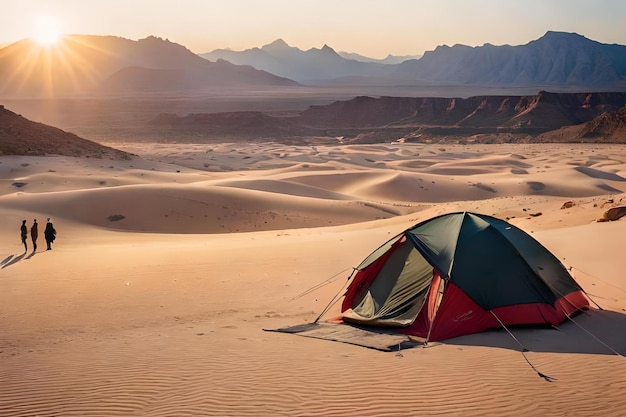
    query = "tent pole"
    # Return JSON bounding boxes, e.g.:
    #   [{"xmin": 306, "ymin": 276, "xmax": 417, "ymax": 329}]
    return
[
  {"xmin": 424, "ymin": 318, "xmax": 434, "ymax": 346},
  {"xmin": 424, "ymin": 276, "xmax": 444, "ymax": 345}
]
